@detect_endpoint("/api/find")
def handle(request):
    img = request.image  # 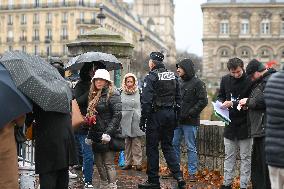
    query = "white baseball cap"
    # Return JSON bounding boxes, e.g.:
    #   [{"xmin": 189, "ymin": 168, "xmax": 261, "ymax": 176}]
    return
[{"xmin": 91, "ymin": 69, "xmax": 111, "ymax": 82}]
